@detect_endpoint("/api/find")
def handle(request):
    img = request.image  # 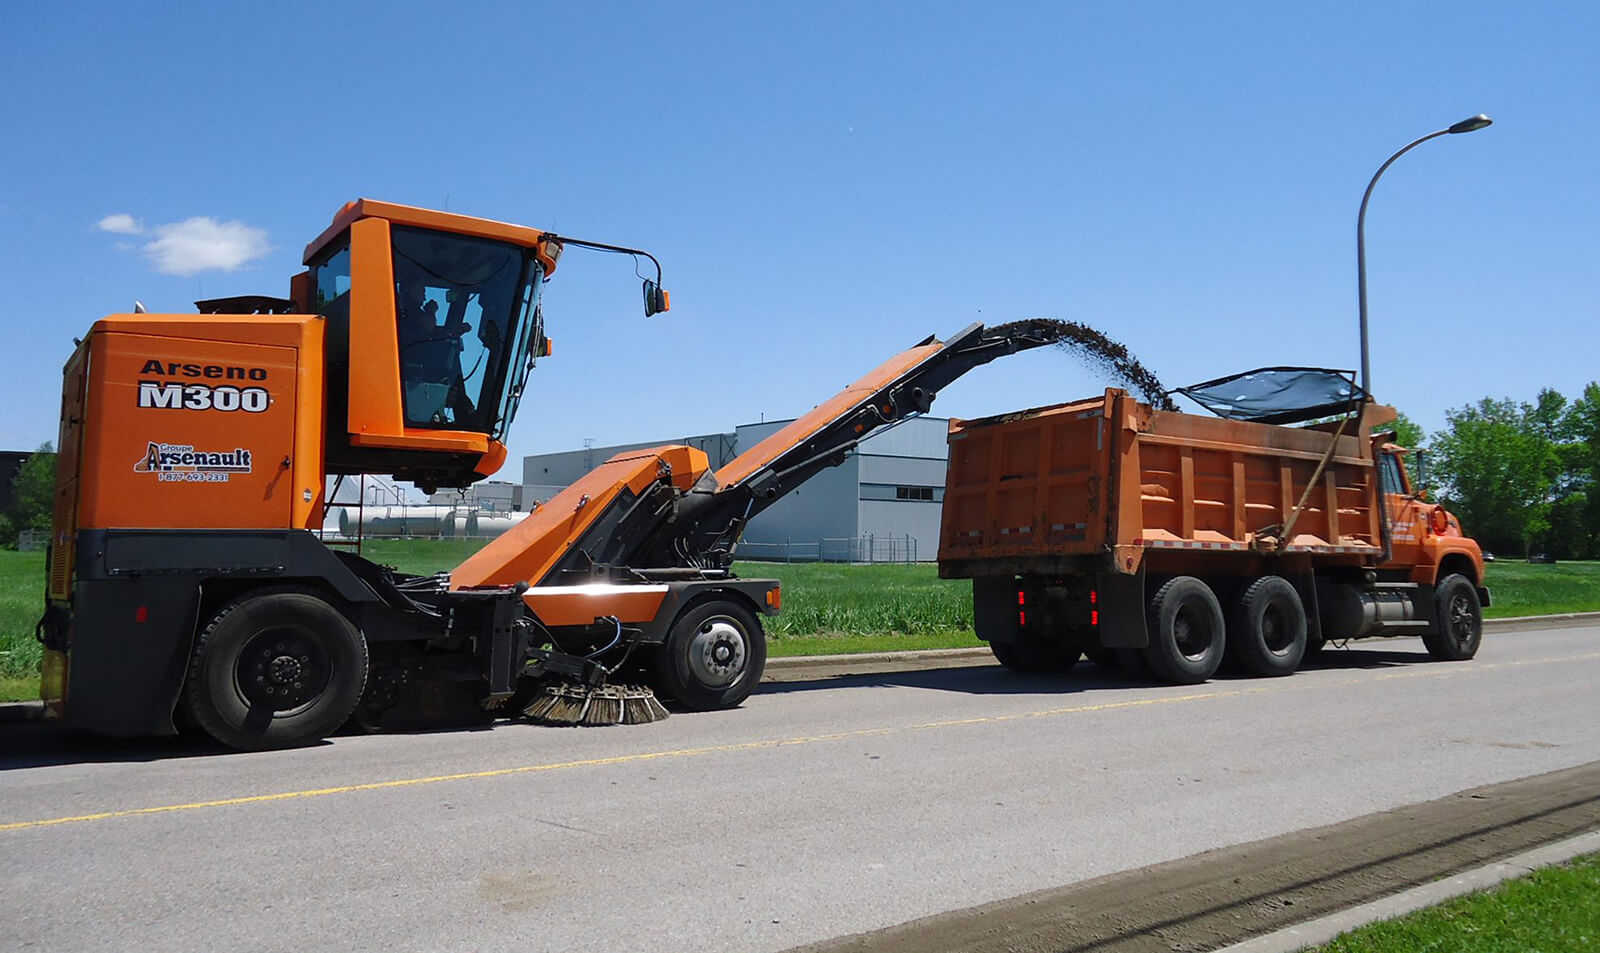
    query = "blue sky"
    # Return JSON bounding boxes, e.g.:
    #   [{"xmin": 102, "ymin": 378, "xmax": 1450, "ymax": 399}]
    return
[{"xmin": 2, "ymin": 2, "xmax": 1594, "ymax": 474}]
